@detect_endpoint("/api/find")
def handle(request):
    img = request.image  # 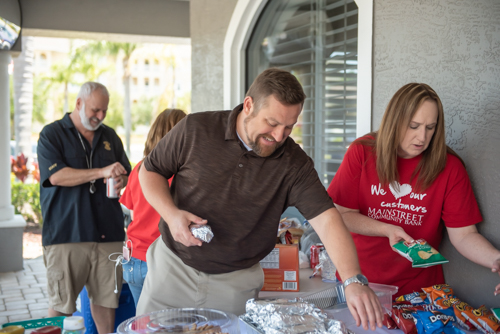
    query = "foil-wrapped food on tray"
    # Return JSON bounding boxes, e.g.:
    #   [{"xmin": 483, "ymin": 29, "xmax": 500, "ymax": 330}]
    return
[{"xmin": 240, "ymin": 298, "xmax": 350, "ymax": 334}]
